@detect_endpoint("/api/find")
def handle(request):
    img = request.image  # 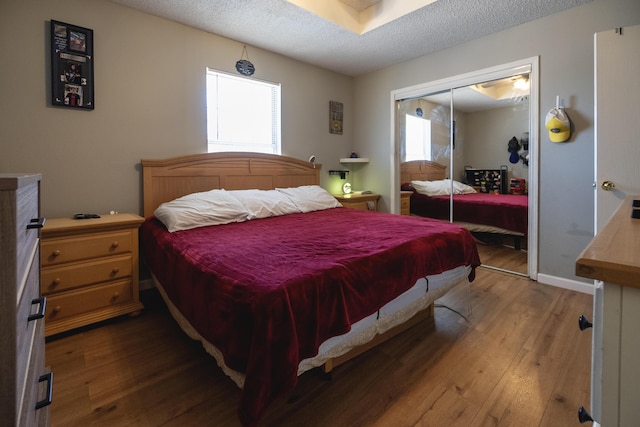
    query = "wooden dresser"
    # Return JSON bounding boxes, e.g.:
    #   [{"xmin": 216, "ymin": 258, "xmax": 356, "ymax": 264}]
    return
[
  {"xmin": 0, "ymin": 173, "xmax": 51, "ymax": 426},
  {"xmin": 334, "ymin": 193, "xmax": 380, "ymax": 212},
  {"xmin": 40, "ymin": 213, "xmax": 144, "ymax": 336},
  {"xmin": 576, "ymin": 196, "xmax": 640, "ymax": 426}
]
